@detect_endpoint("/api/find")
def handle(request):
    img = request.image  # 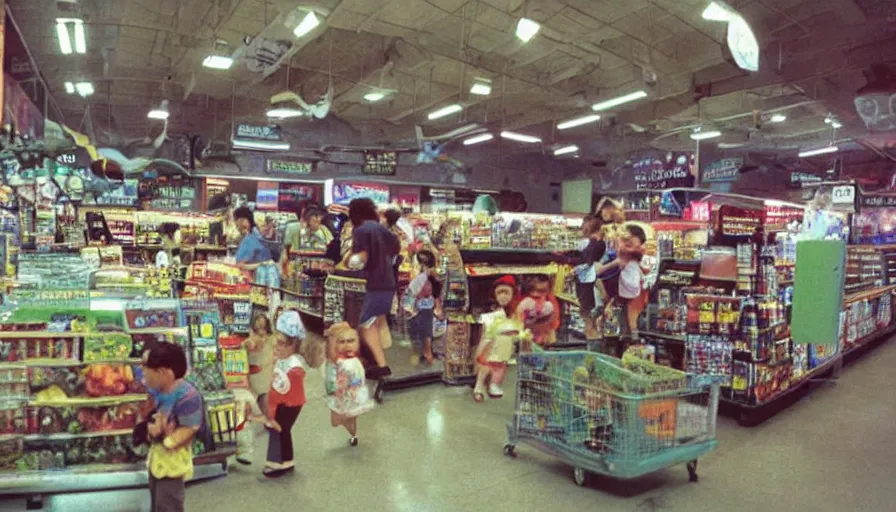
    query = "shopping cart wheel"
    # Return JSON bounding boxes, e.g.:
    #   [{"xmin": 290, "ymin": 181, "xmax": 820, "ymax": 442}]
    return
[
  {"xmin": 503, "ymin": 444, "xmax": 516, "ymax": 458},
  {"xmin": 573, "ymin": 467, "xmax": 590, "ymax": 486},
  {"xmin": 687, "ymin": 460, "xmax": 699, "ymax": 482}
]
